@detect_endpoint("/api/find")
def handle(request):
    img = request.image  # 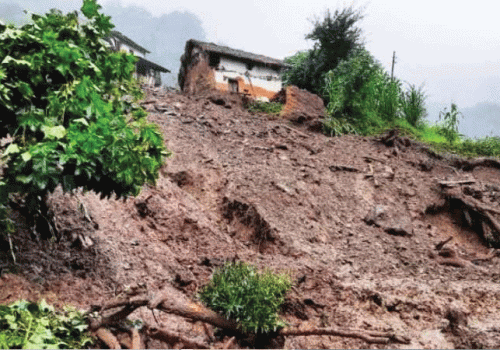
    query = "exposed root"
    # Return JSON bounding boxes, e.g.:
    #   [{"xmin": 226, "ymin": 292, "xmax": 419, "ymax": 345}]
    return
[{"xmin": 281, "ymin": 326, "xmax": 410, "ymax": 344}]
